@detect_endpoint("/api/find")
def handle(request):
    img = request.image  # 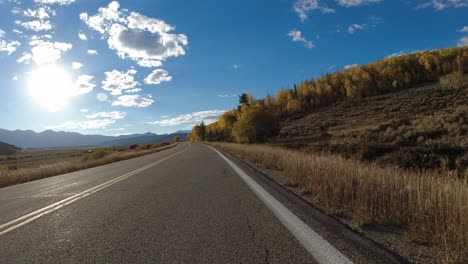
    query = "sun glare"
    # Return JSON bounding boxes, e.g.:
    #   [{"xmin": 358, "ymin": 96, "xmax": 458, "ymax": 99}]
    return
[{"xmin": 27, "ymin": 65, "xmax": 74, "ymax": 112}]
